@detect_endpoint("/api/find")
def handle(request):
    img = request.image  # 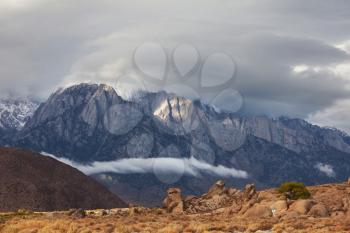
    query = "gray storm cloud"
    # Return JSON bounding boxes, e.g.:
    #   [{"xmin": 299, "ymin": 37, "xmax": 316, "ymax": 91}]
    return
[
  {"xmin": 1, "ymin": 0, "xmax": 350, "ymax": 132},
  {"xmin": 41, "ymin": 152, "xmax": 248, "ymax": 179}
]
